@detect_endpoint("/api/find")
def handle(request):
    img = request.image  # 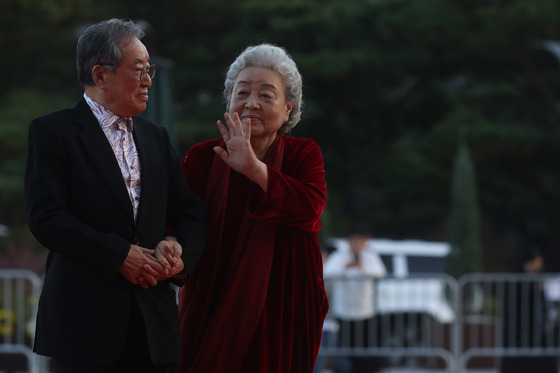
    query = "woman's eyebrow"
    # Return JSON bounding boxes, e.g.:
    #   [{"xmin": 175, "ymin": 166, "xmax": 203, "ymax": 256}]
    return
[{"xmin": 237, "ymin": 80, "xmax": 278, "ymax": 90}]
